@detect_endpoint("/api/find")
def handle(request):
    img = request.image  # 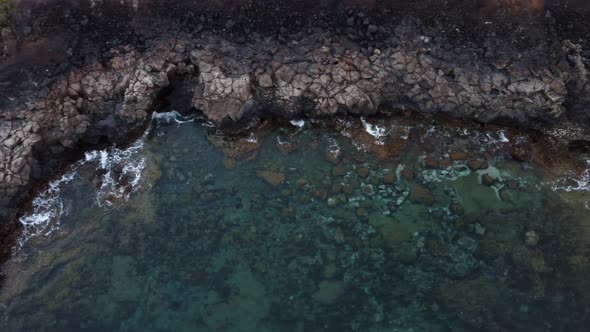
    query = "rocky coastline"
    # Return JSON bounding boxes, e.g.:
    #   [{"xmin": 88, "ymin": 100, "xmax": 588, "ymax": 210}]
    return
[{"xmin": 1, "ymin": 0, "xmax": 590, "ymax": 263}]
